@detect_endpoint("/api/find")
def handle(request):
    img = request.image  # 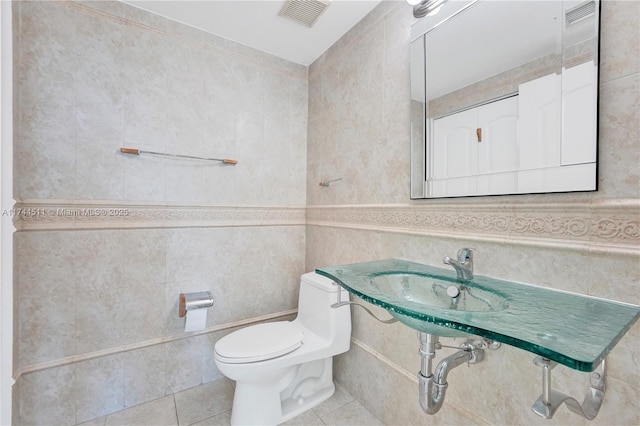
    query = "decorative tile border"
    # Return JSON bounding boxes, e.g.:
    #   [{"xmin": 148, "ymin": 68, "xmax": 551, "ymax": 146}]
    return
[
  {"xmin": 307, "ymin": 200, "xmax": 640, "ymax": 256},
  {"xmin": 11, "ymin": 200, "xmax": 639, "ymax": 254},
  {"xmin": 11, "ymin": 202, "xmax": 307, "ymax": 230}
]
